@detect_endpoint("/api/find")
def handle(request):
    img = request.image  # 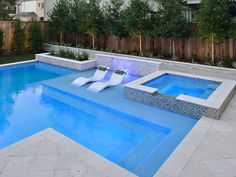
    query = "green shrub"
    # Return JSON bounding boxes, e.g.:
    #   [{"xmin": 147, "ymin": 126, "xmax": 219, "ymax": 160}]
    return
[
  {"xmin": 191, "ymin": 53, "xmax": 198, "ymax": 63},
  {"xmin": 29, "ymin": 21, "xmax": 44, "ymax": 53},
  {"xmin": 12, "ymin": 20, "xmax": 25, "ymax": 54},
  {"xmin": 0, "ymin": 28, "xmax": 4, "ymax": 56},
  {"xmin": 51, "ymin": 49, "xmax": 89, "ymax": 61},
  {"xmin": 221, "ymin": 57, "xmax": 236, "ymax": 68},
  {"xmin": 58, "ymin": 49, "xmax": 76, "ymax": 59},
  {"xmin": 78, "ymin": 52, "xmax": 89, "ymax": 61}
]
